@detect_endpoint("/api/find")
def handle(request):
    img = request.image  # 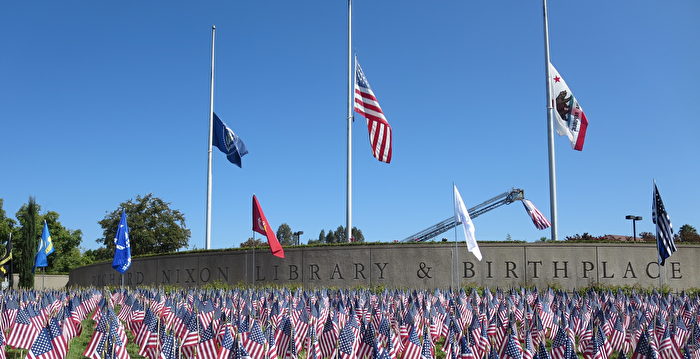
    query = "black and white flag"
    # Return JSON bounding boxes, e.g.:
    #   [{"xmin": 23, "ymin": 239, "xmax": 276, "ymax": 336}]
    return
[{"xmin": 653, "ymin": 181, "xmax": 676, "ymax": 266}]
